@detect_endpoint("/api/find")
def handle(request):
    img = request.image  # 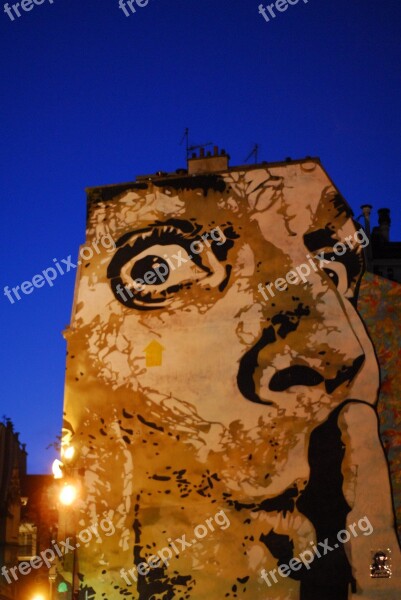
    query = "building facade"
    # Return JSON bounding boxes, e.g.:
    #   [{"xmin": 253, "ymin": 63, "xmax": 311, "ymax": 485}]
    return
[
  {"xmin": 361, "ymin": 205, "xmax": 401, "ymax": 283},
  {"xmin": 0, "ymin": 420, "xmax": 26, "ymax": 600},
  {"xmin": 0, "ymin": 421, "xmax": 60, "ymax": 600},
  {"xmin": 58, "ymin": 154, "xmax": 401, "ymax": 599}
]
